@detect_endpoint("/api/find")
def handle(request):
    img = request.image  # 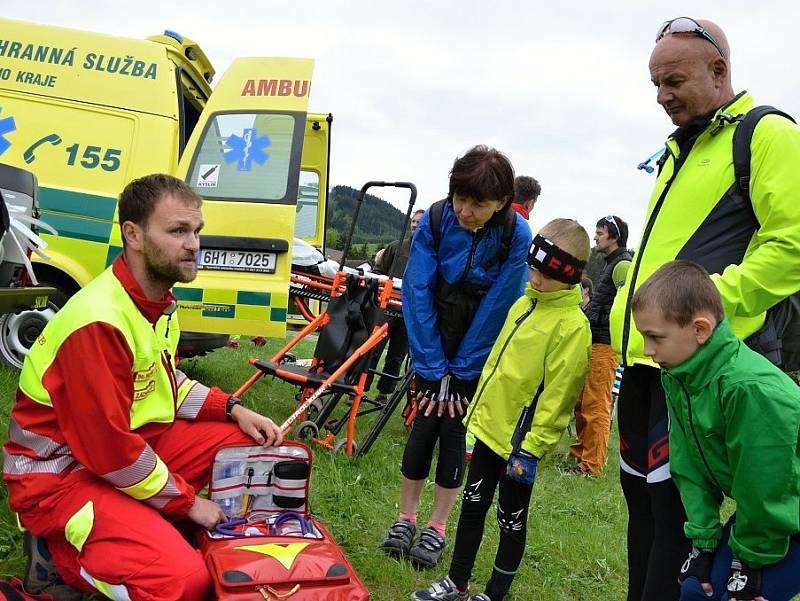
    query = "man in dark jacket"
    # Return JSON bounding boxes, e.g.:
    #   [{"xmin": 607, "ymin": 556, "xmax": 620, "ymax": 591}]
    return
[
  {"xmin": 370, "ymin": 209, "xmax": 424, "ymax": 399},
  {"xmin": 569, "ymin": 215, "xmax": 631, "ymax": 476}
]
